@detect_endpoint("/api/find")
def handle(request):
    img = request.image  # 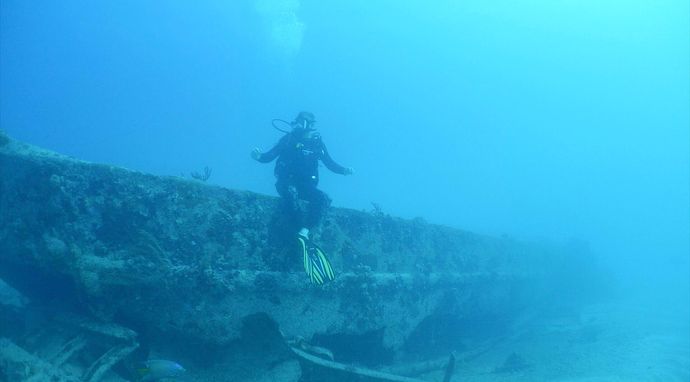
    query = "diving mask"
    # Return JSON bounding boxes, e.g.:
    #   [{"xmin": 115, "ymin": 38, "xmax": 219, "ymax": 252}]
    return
[{"xmin": 295, "ymin": 118, "xmax": 316, "ymax": 131}]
